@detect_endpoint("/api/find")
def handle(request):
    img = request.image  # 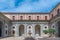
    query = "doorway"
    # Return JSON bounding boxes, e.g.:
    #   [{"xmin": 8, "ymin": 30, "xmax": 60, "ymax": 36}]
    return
[
  {"xmin": 35, "ymin": 25, "xmax": 40, "ymax": 36},
  {"xmin": 0, "ymin": 21, "xmax": 2, "ymax": 37},
  {"xmin": 19, "ymin": 25, "xmax": 24, "ymax": 36},
  {"xmin": 58, "ymin": 21, "xmax": 60, "ymax": 37}
]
